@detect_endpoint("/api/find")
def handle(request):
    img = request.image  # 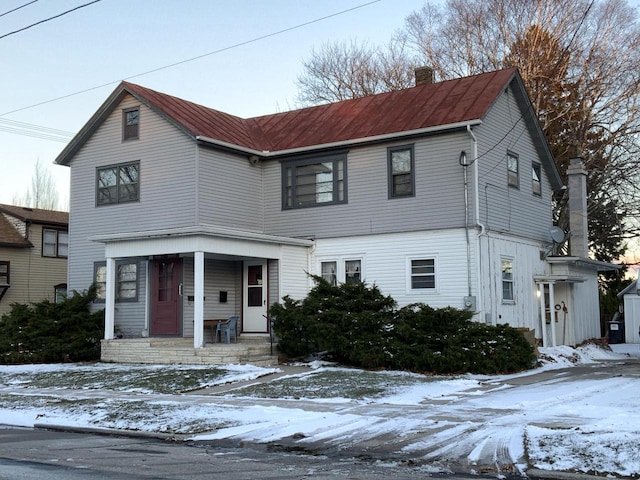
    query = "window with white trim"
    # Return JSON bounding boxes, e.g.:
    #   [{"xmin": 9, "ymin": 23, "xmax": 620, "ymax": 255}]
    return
[
  {"xmin": 507, "ymin": 151, "xmax": 519, "ymax": 188},
  {"xmin": 282, "ymin": 153, "xmax": 346, "ymax": 209},
  {"xmin": 94, "ymin": 261, "xmax": 139, "ymax": 302},
  {"xmin": 320, "ymin": 258, "xmax": 363, "ymax": 285},
  {"xmin": 501, "ymin": 258, "xmax": 514, "ymax": 302},
  {"xmin": 43, "ymin": 229, "xmax": 68, "ymax": 258},
  {"xmin": 409, "ymin": 258, "xmax": 436, "ymax": 290}
]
